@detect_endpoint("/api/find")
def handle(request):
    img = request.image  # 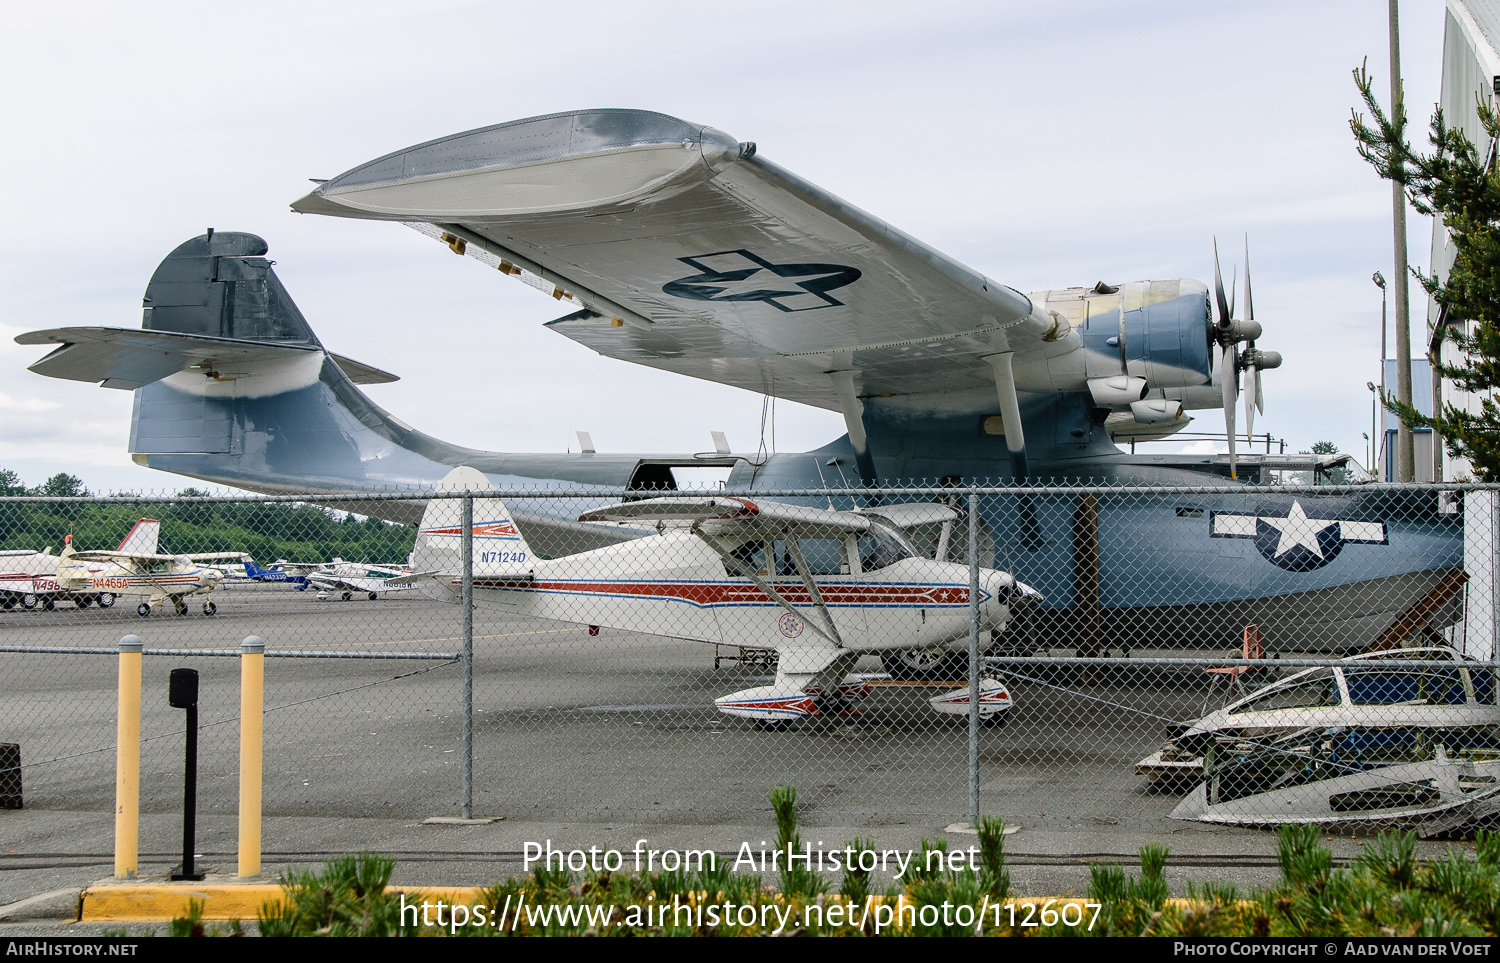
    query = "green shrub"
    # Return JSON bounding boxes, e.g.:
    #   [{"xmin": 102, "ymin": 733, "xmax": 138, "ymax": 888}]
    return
[
  {"xmin": 166, "ymin": 795, "xmax": 1500, "ymax": 937},
  {"xmin": 257, "ymin": 853, "xmax": 420, "ymax": 937}
]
